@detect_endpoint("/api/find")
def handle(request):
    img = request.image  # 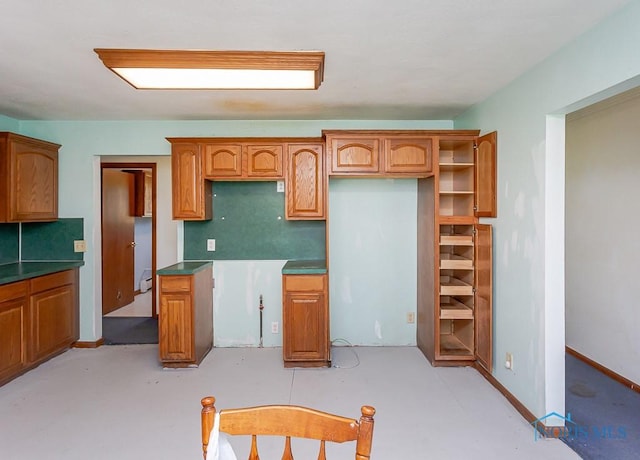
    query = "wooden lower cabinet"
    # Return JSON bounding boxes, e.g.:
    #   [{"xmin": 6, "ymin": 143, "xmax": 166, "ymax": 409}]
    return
[
  {"xmin": 282, "ymin": 274, "xmax": 329, "ymax": 368},
  {"xmin": 158, "ymin": 263, "xmax": 213, "ymax": 368},
  {"xmin": 0, "ymin": 269, "xmax": 79, "ymax": 387}
]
